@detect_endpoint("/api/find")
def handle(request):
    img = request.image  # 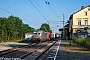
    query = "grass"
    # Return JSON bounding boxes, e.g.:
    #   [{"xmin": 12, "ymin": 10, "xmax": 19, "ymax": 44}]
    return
[
  {"xmin": 18, "ymin": 39, "xmax": 33, "ymax": 43},
  {"xmin": 74, "ymin": 37, "xmax": 90, "ymax": 49},
  {"xmin": 0, "ymin": 39, "xmax": 33, "ymax": 43},
  {"xmin": 64, "ymin": 41, "xmax": 90, "ymax": 54}
]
